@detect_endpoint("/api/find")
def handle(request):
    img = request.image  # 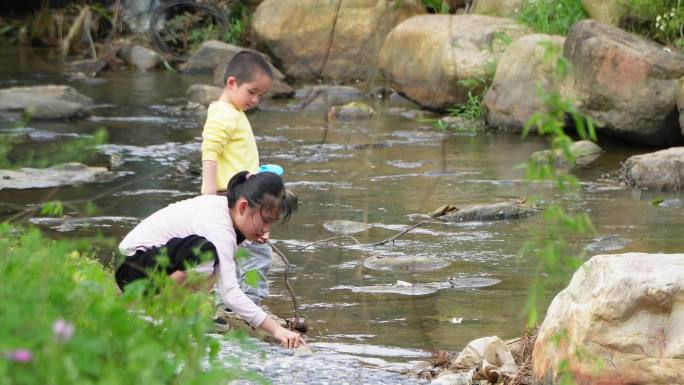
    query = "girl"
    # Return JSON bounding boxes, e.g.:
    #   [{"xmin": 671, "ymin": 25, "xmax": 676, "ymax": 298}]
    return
[{"xmin": 115, "ymin": 171, "xmax": 305, "ymax": 349}]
